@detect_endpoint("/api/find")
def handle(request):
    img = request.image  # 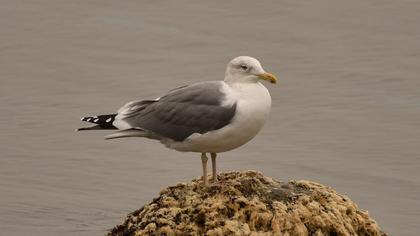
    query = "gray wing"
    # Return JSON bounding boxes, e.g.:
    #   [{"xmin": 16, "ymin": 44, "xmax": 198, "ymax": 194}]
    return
[{"xmin": 115, "ymin": 81, "xmax": 237, "ymax": 141}]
